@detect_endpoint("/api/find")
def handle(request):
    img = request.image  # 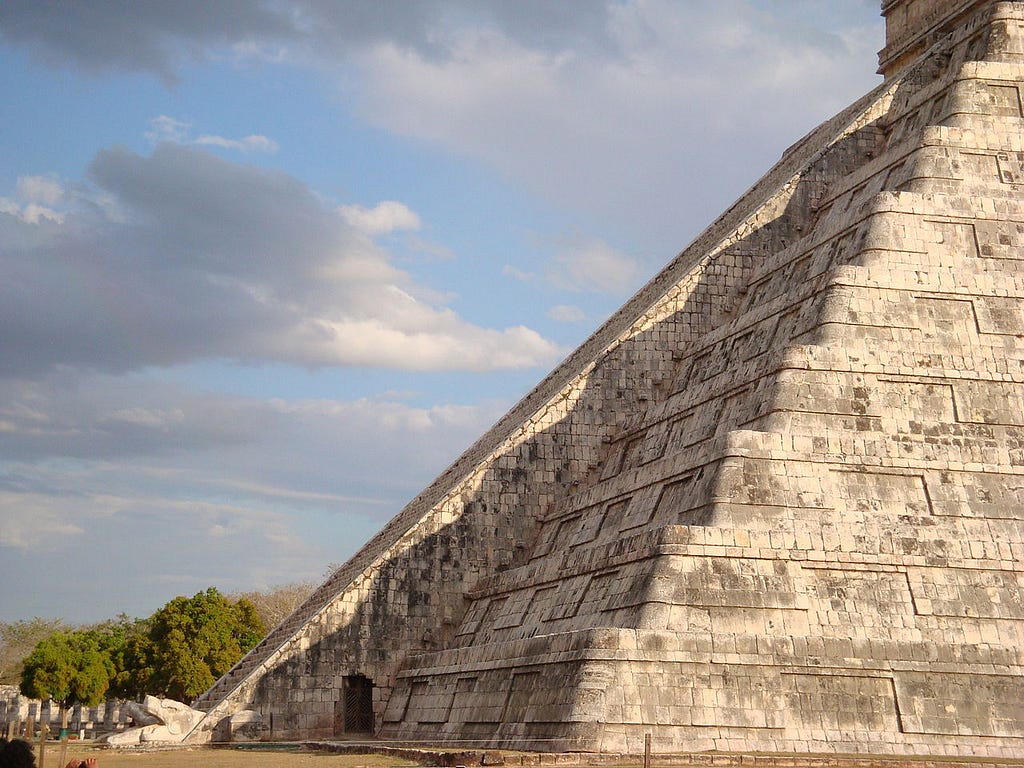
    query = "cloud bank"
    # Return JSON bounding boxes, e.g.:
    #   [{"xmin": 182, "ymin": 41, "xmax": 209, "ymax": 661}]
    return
[
  {"xmin": 2, "ymin": 1, "xmax": 883, "ymax": 254},
  {"xmin": 0, "ymin": 143, "xmax": 561, "ymax": 376}
]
